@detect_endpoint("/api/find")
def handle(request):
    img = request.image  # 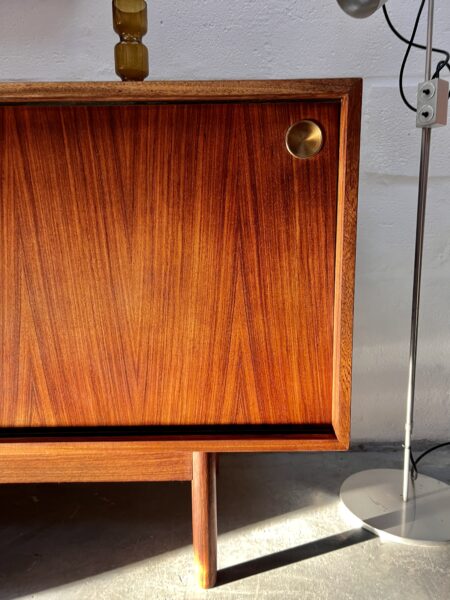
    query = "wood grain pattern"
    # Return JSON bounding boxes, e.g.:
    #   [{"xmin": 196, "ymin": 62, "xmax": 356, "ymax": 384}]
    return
[
  {"xmin": 0, "ymin": 79, "xmax": 361, "ymax": 104},
  {"xmin": 0, "ymin": 101, "xmax": 339, "ymax": 429},
  {"xmin": 0, "ymin": 432, "xmax": 341, "ymax": 453},
  {"xmin": 332, "ymin": 79, "xmax": 362, "ymax": 448},
  {"xmin": 0, "ymin": 79, "xmax": 362, "ymax": 450},
  {"xmin": 0, "ymin": 444, "xmax": 192, "ymax": 482},
  {"xmin": 0, "ymin": 80, "xmax": 361, "ymax": 593},
  {"xmin": 192, "ymin": 452, "xmax": 217, "ymax": 589}
]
